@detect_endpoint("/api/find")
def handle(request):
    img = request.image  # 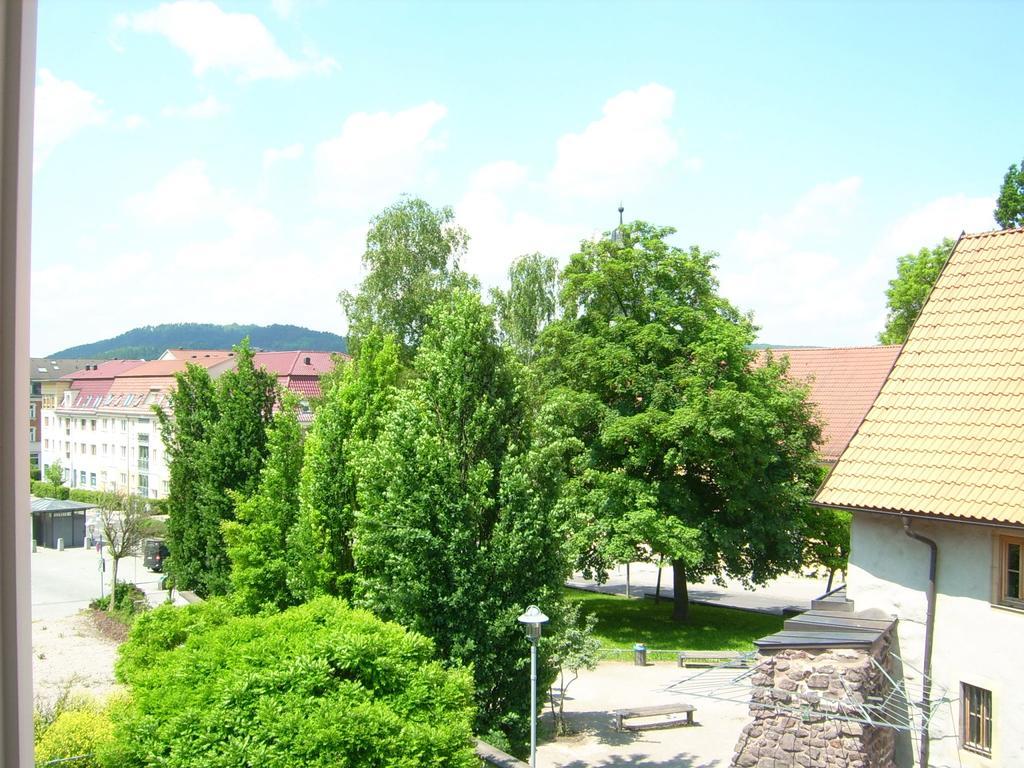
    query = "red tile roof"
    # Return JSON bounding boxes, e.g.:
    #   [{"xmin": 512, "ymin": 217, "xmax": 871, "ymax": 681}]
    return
[
  {"xmin": 254, "ymin": 351, "xmax": 341, "ymax": 376},
  {"xmin": 766, "ymin": 345, "xmax": 902, "ymax": 463},
  {"xmin": 61, "ymin": 360, "xmax": 145, "ymax": 380}
]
